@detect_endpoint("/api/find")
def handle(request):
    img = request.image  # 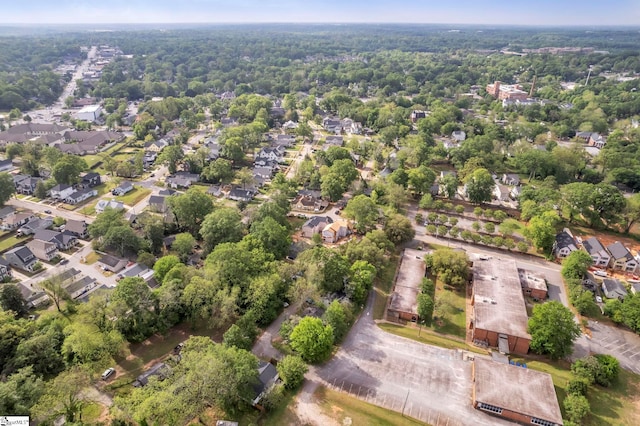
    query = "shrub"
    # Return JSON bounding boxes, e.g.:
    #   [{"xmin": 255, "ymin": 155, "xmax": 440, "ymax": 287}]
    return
[
  {"xmin": 454, "ymin": 205, "xmax": 465, "ymax": 214},
  {"xmin": 567, "ymin": 378, "xmax": 589, "ymax": 396},
  {"xmin": 563, "ymin": 394, "xmax": 590, "ymax": 424},
  {"xmin": 277, "ymin": 355, "xmax": 308, "ymax": 390},
  {"xmin": 484, "ymin": 222, "xmax": 495, "ymax": 233},
  {"xmin": 473, "ymin": 207, "xmax": 483, "ymax": 217},
  {"xmin": 415, "ymin": 213, "xmax": 423, "ymax": 224}
]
